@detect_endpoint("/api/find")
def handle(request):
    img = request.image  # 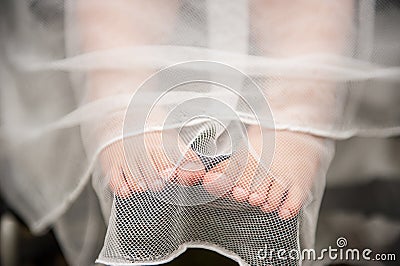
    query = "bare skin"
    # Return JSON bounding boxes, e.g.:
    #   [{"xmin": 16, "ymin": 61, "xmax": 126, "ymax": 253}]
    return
[
  {"xmin": 204, "ymin": 0, "xmax": 354, "ymax": 219},
  {"xmin": 76, "ymin": 0, "xmax": 205, "ymax": 196},
  {"xmin": 203, "ymin": 127, "xmax": 328, "ymax": 219},
  {"xmin": 103, "ymin": 131, "xmax": 205, "ymax": 197},
  {"xmin": 78, "ymin": 0, "xmax": 353, "ymax": 219}
]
